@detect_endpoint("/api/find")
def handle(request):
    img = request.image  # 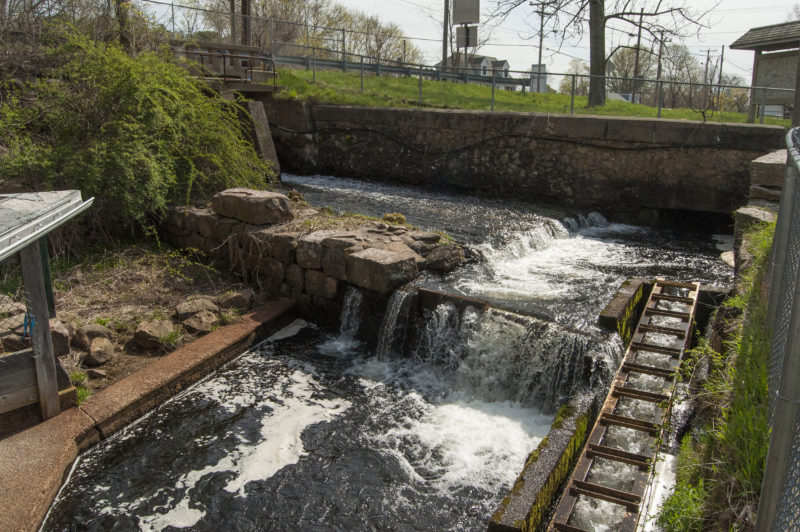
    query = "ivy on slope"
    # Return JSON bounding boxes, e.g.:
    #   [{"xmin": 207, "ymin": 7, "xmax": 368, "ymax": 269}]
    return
[{"xmin": 1, "ymin": 31, "xmax": 274, "ymax": 234}]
